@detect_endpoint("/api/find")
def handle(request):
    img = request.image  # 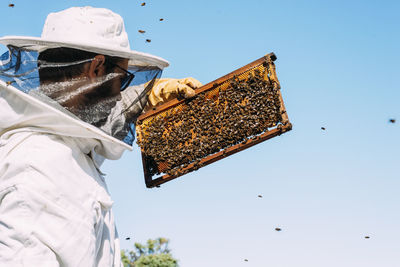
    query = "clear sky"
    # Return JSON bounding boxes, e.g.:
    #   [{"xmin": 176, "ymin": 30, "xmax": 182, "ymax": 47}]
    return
[{"xmin": 1, "ymin": 0, "xmax": 399, "ymax": 266}]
